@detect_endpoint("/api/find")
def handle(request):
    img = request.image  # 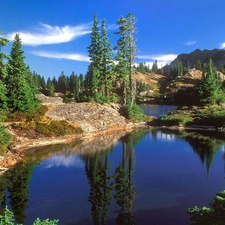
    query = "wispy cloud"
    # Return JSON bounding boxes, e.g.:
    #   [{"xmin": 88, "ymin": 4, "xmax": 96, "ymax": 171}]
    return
[
  {"xmin": 42, "ymin": 155, "xmax": 84, "ymax": 169},
  {"xmin": 137, "ymin": 54, "xmax": 177, "ymax": 62},
  {"xmin": 220, "ymin": 42, "xmax": 225, "ymax": 49},
  {"xmin": 107, "ymin": 24, "xmax": 118, "ymax": 30},
  {"xmin": 31, "ymin": 51, "xmax": 90, "ymax": 62},
  {"xmin": 4, "ymin": 22, "xmax": 91, "ymax": 46},
  {"xmin": 184, "ymin": 41, "xmax": 196, "ymax": 46}
]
